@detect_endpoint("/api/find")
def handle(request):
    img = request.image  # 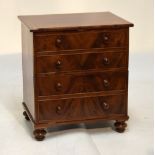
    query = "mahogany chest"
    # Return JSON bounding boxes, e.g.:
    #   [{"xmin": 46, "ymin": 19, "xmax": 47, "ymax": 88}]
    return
[{"xmin": 18, "ymin": 12, "xmax": 133, "ymax": 141}]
